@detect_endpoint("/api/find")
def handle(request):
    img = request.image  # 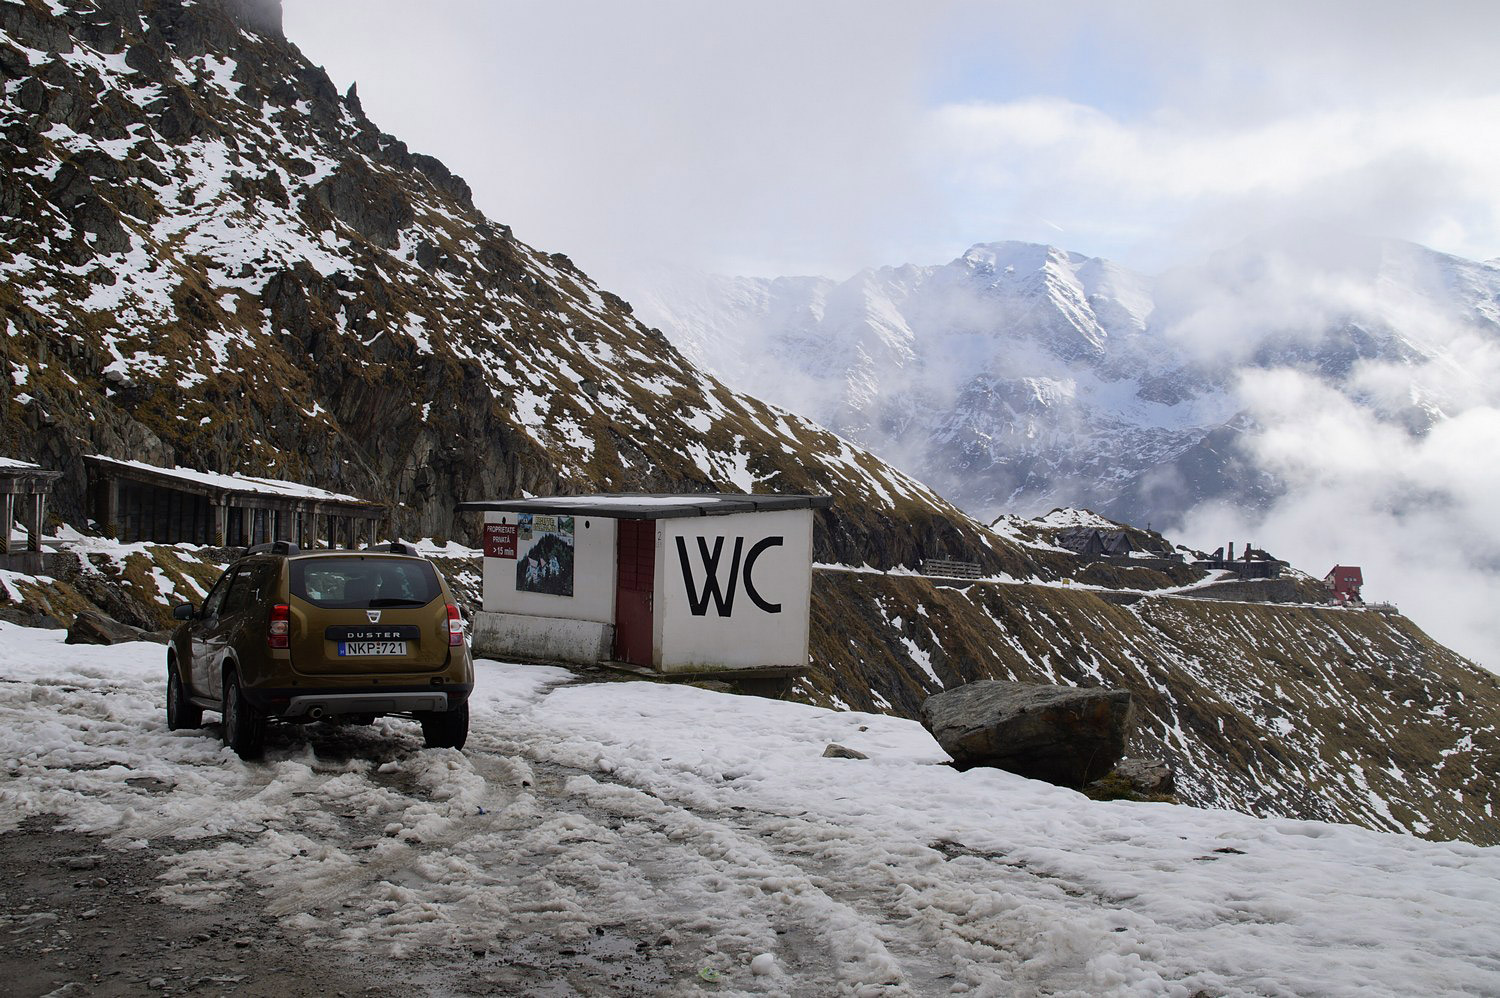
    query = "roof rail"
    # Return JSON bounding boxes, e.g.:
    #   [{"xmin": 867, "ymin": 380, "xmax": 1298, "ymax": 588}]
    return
[
  {"xmin": 365, "ymin": 540, "xmax": 417, "ymax": 555},
  {"xmin": 246, "ymin": 540, "xmax": 300, "ymax": 556}
]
